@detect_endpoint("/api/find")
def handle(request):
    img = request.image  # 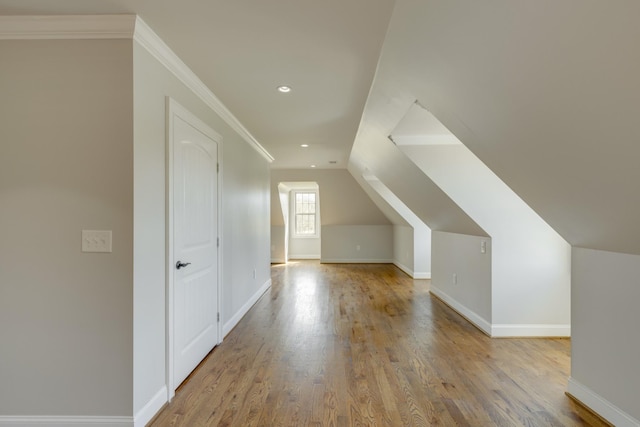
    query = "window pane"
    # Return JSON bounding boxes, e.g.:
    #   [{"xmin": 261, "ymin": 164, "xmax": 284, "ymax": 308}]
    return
[
  {"xmin": 294, "ymin": 191, "xmax": 317, "ymax": 235},
  {"xmin": 296, "ymin": 214, "xmax": 315, "ymax": 235}
]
